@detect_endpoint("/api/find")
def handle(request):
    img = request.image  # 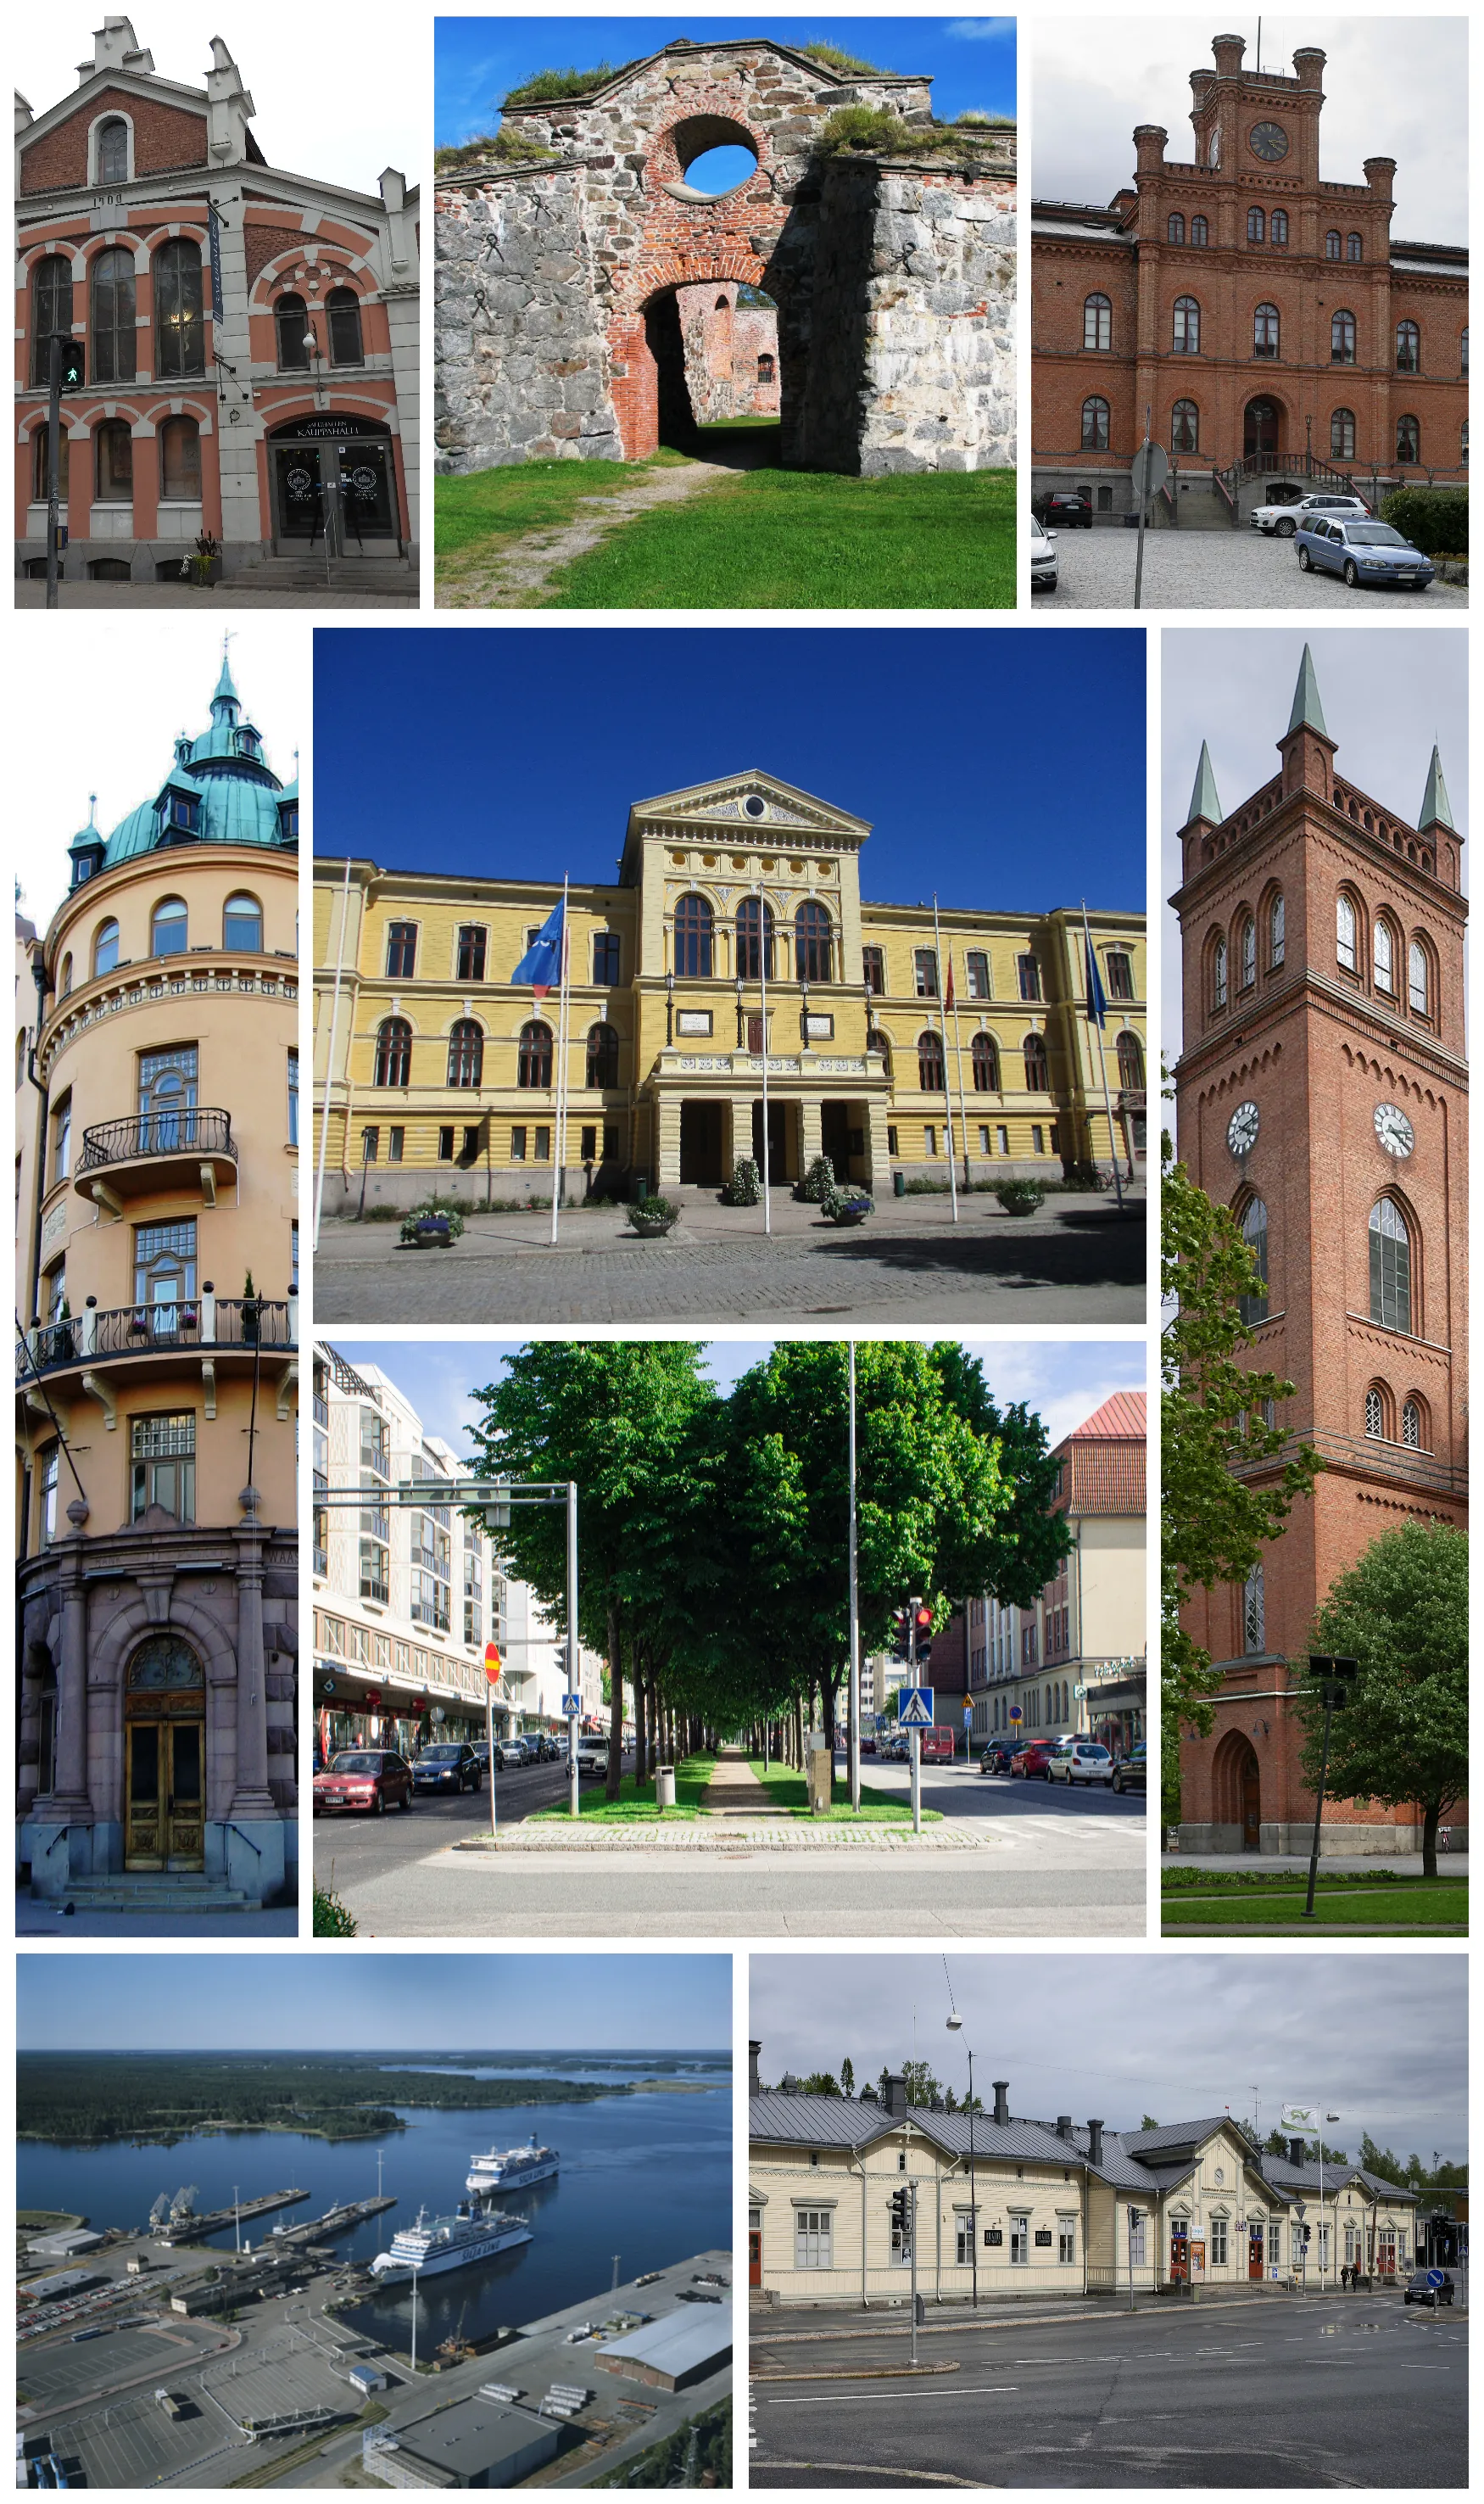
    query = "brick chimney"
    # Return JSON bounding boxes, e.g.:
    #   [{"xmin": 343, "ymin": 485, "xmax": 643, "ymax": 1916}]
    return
[
  {"xmin": 1293, "ymin": 47, "xmax": 1327, "ymax": 91},
  {"xmin": 749, "ymin": 2041, "xmax": 762, "ymax": 2096},
  {"xmin": 1087, "ymin": 2119, "xmax": 1105, "ymax": 2168},
  {"xmin": 992, "ymin": 2080, "xmax": 1010, "ymax": 2127},
  {"xmin": 885, "ymin": 2072, "xmax": 908, "ymax": 2119},
  {"xmin": 1133, "ymin": 124, "xmax": 1168, "ymax": 175},
  {"xmin": 1211, "ymin": 33, "xmax": 1246, "ymax": 79}
]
